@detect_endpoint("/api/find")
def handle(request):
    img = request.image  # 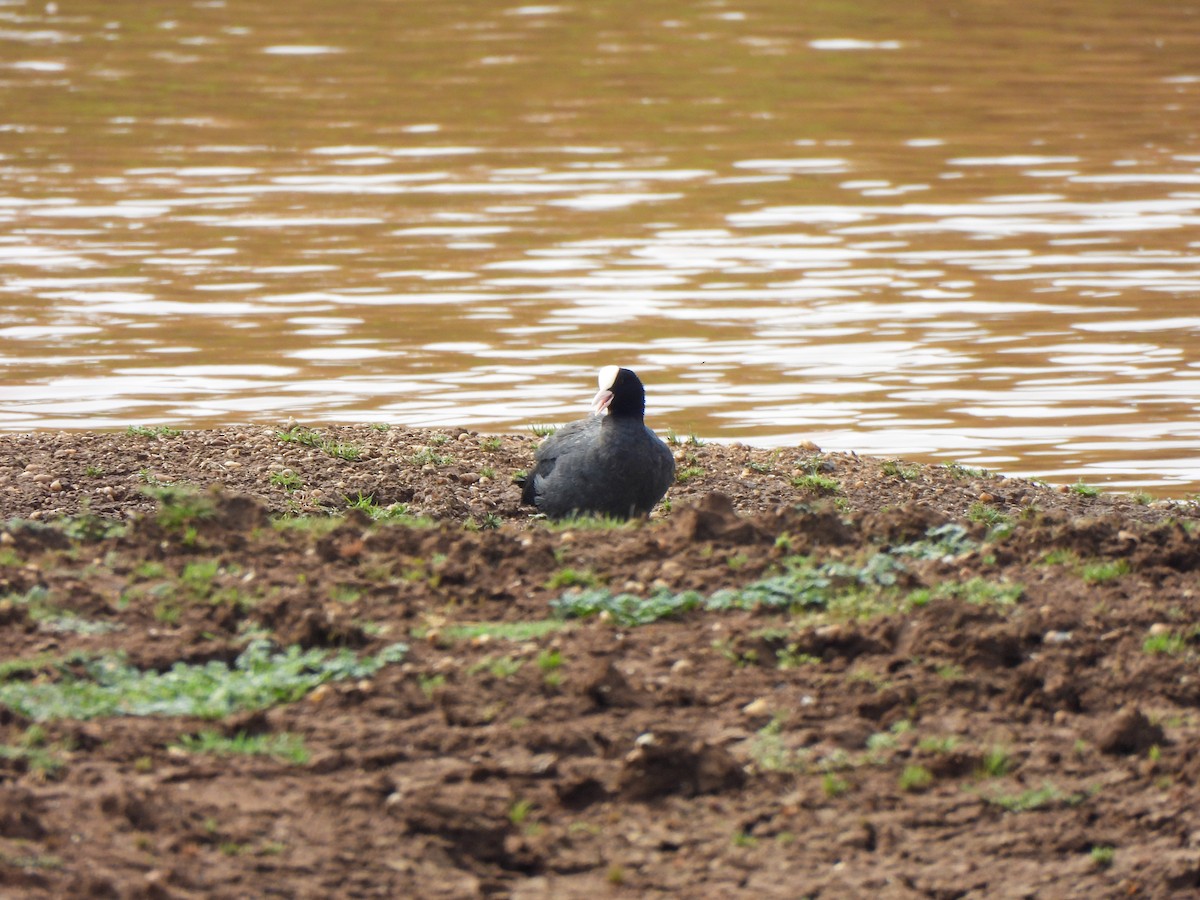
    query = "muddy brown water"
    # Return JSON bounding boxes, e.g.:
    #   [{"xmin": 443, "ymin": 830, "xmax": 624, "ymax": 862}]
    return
[{"xmin": 2, "ymin": 0, "xmax": 1200, "ymax": 494}]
